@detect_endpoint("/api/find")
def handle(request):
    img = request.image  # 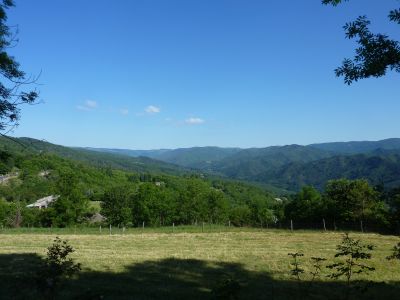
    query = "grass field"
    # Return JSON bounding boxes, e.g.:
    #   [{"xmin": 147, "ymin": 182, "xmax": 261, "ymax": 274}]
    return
[{"xmin": 0, "ymin": 229, "xmax": 399, "ymax": 299}]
